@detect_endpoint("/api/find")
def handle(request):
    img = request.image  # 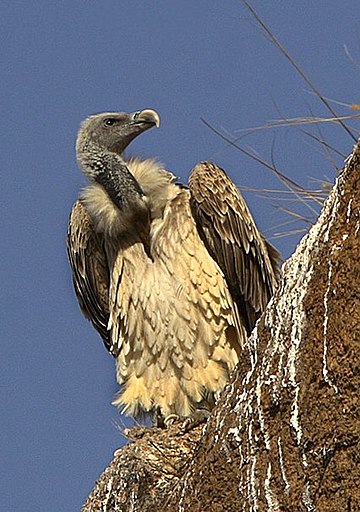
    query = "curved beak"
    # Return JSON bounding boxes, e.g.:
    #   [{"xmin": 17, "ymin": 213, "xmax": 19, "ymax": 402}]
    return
[{"xmin": 132, "ymin": 109, "xmax": 160, "ymax": 128}]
